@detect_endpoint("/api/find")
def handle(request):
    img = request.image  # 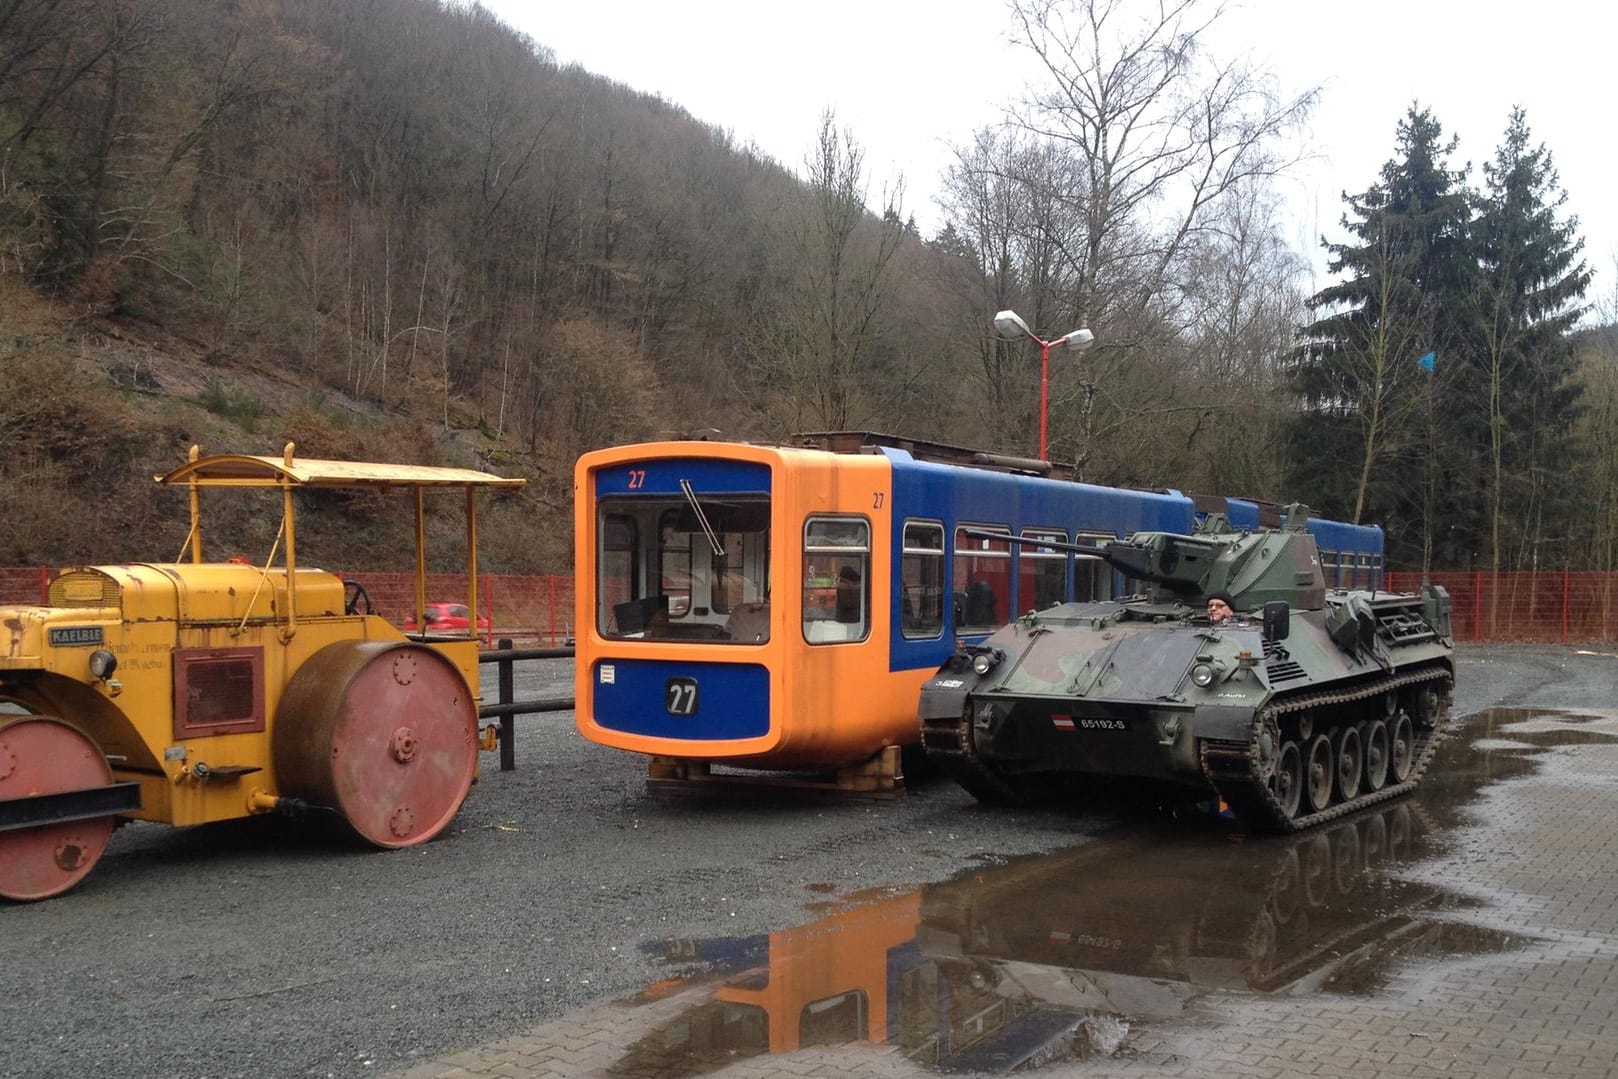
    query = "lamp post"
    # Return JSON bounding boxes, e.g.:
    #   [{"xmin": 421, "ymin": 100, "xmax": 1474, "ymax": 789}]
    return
[{"xmin": 992, "ymin": 309, "xmax": 1094, "ymax": 461}]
